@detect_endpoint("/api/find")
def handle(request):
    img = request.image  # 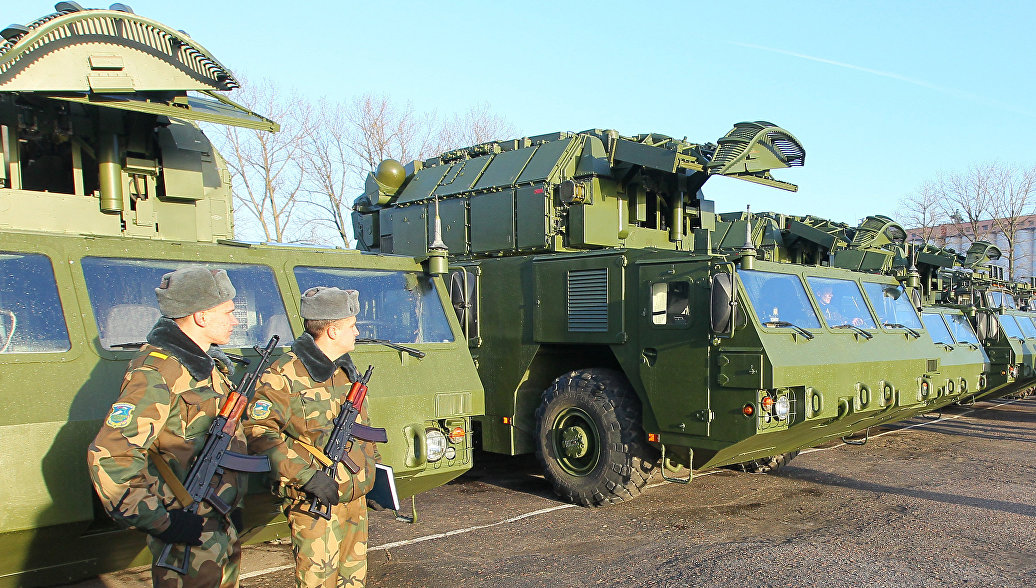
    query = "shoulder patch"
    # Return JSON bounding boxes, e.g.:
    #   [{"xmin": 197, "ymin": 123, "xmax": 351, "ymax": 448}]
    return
[
  {"xmin": 105, "ymin": 403, "xmax": 135, "ymax": 428},
  {"xmin": 249, "ymin": 400, "xmax": 273, "ymax": 420}
]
